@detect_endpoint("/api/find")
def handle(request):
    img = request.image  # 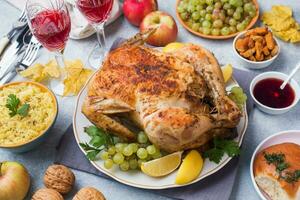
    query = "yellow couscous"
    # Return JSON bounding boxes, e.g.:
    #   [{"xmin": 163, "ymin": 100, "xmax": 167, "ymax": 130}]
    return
[{"xmin": 0, "ymin": 82, "xmax": 56, "ymax": 146}]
